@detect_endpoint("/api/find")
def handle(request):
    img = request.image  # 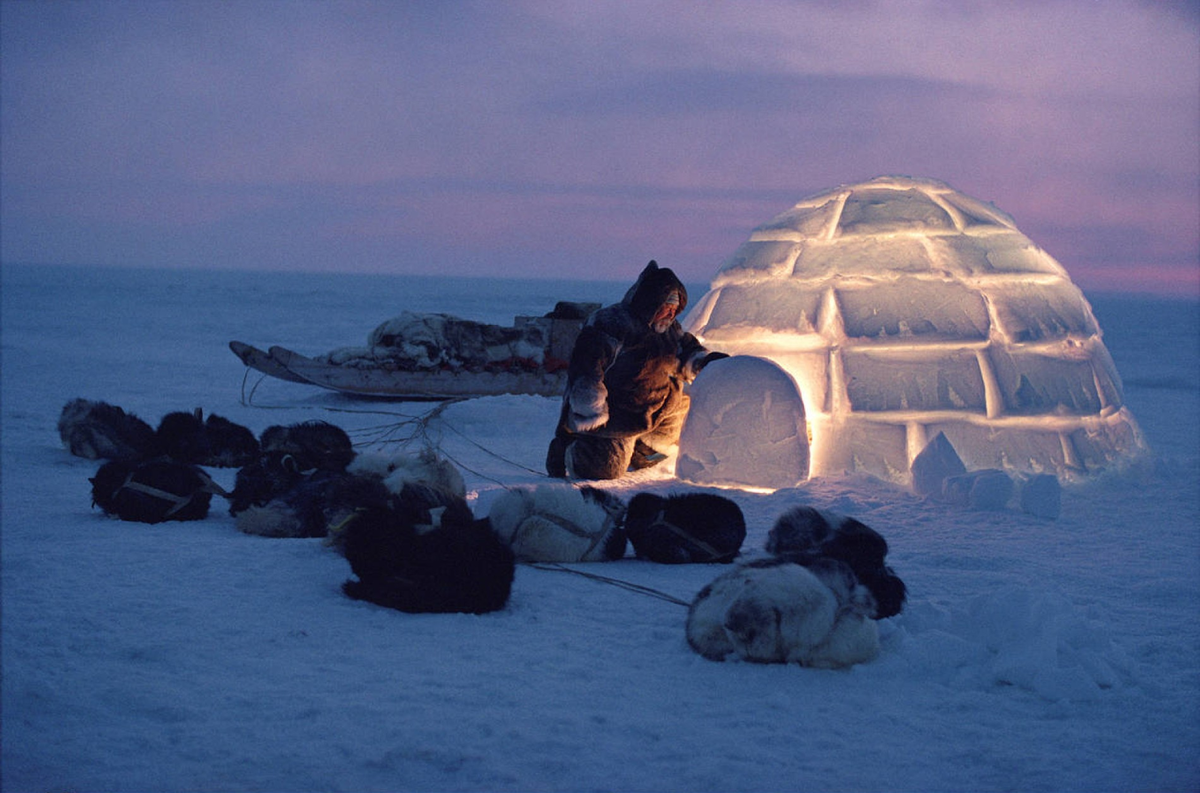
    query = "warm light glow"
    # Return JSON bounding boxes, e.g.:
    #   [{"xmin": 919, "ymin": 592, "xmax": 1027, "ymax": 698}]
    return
[{"xmin": 683, "ymin": 176, "xmax": 1150, "ymax": 483}]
